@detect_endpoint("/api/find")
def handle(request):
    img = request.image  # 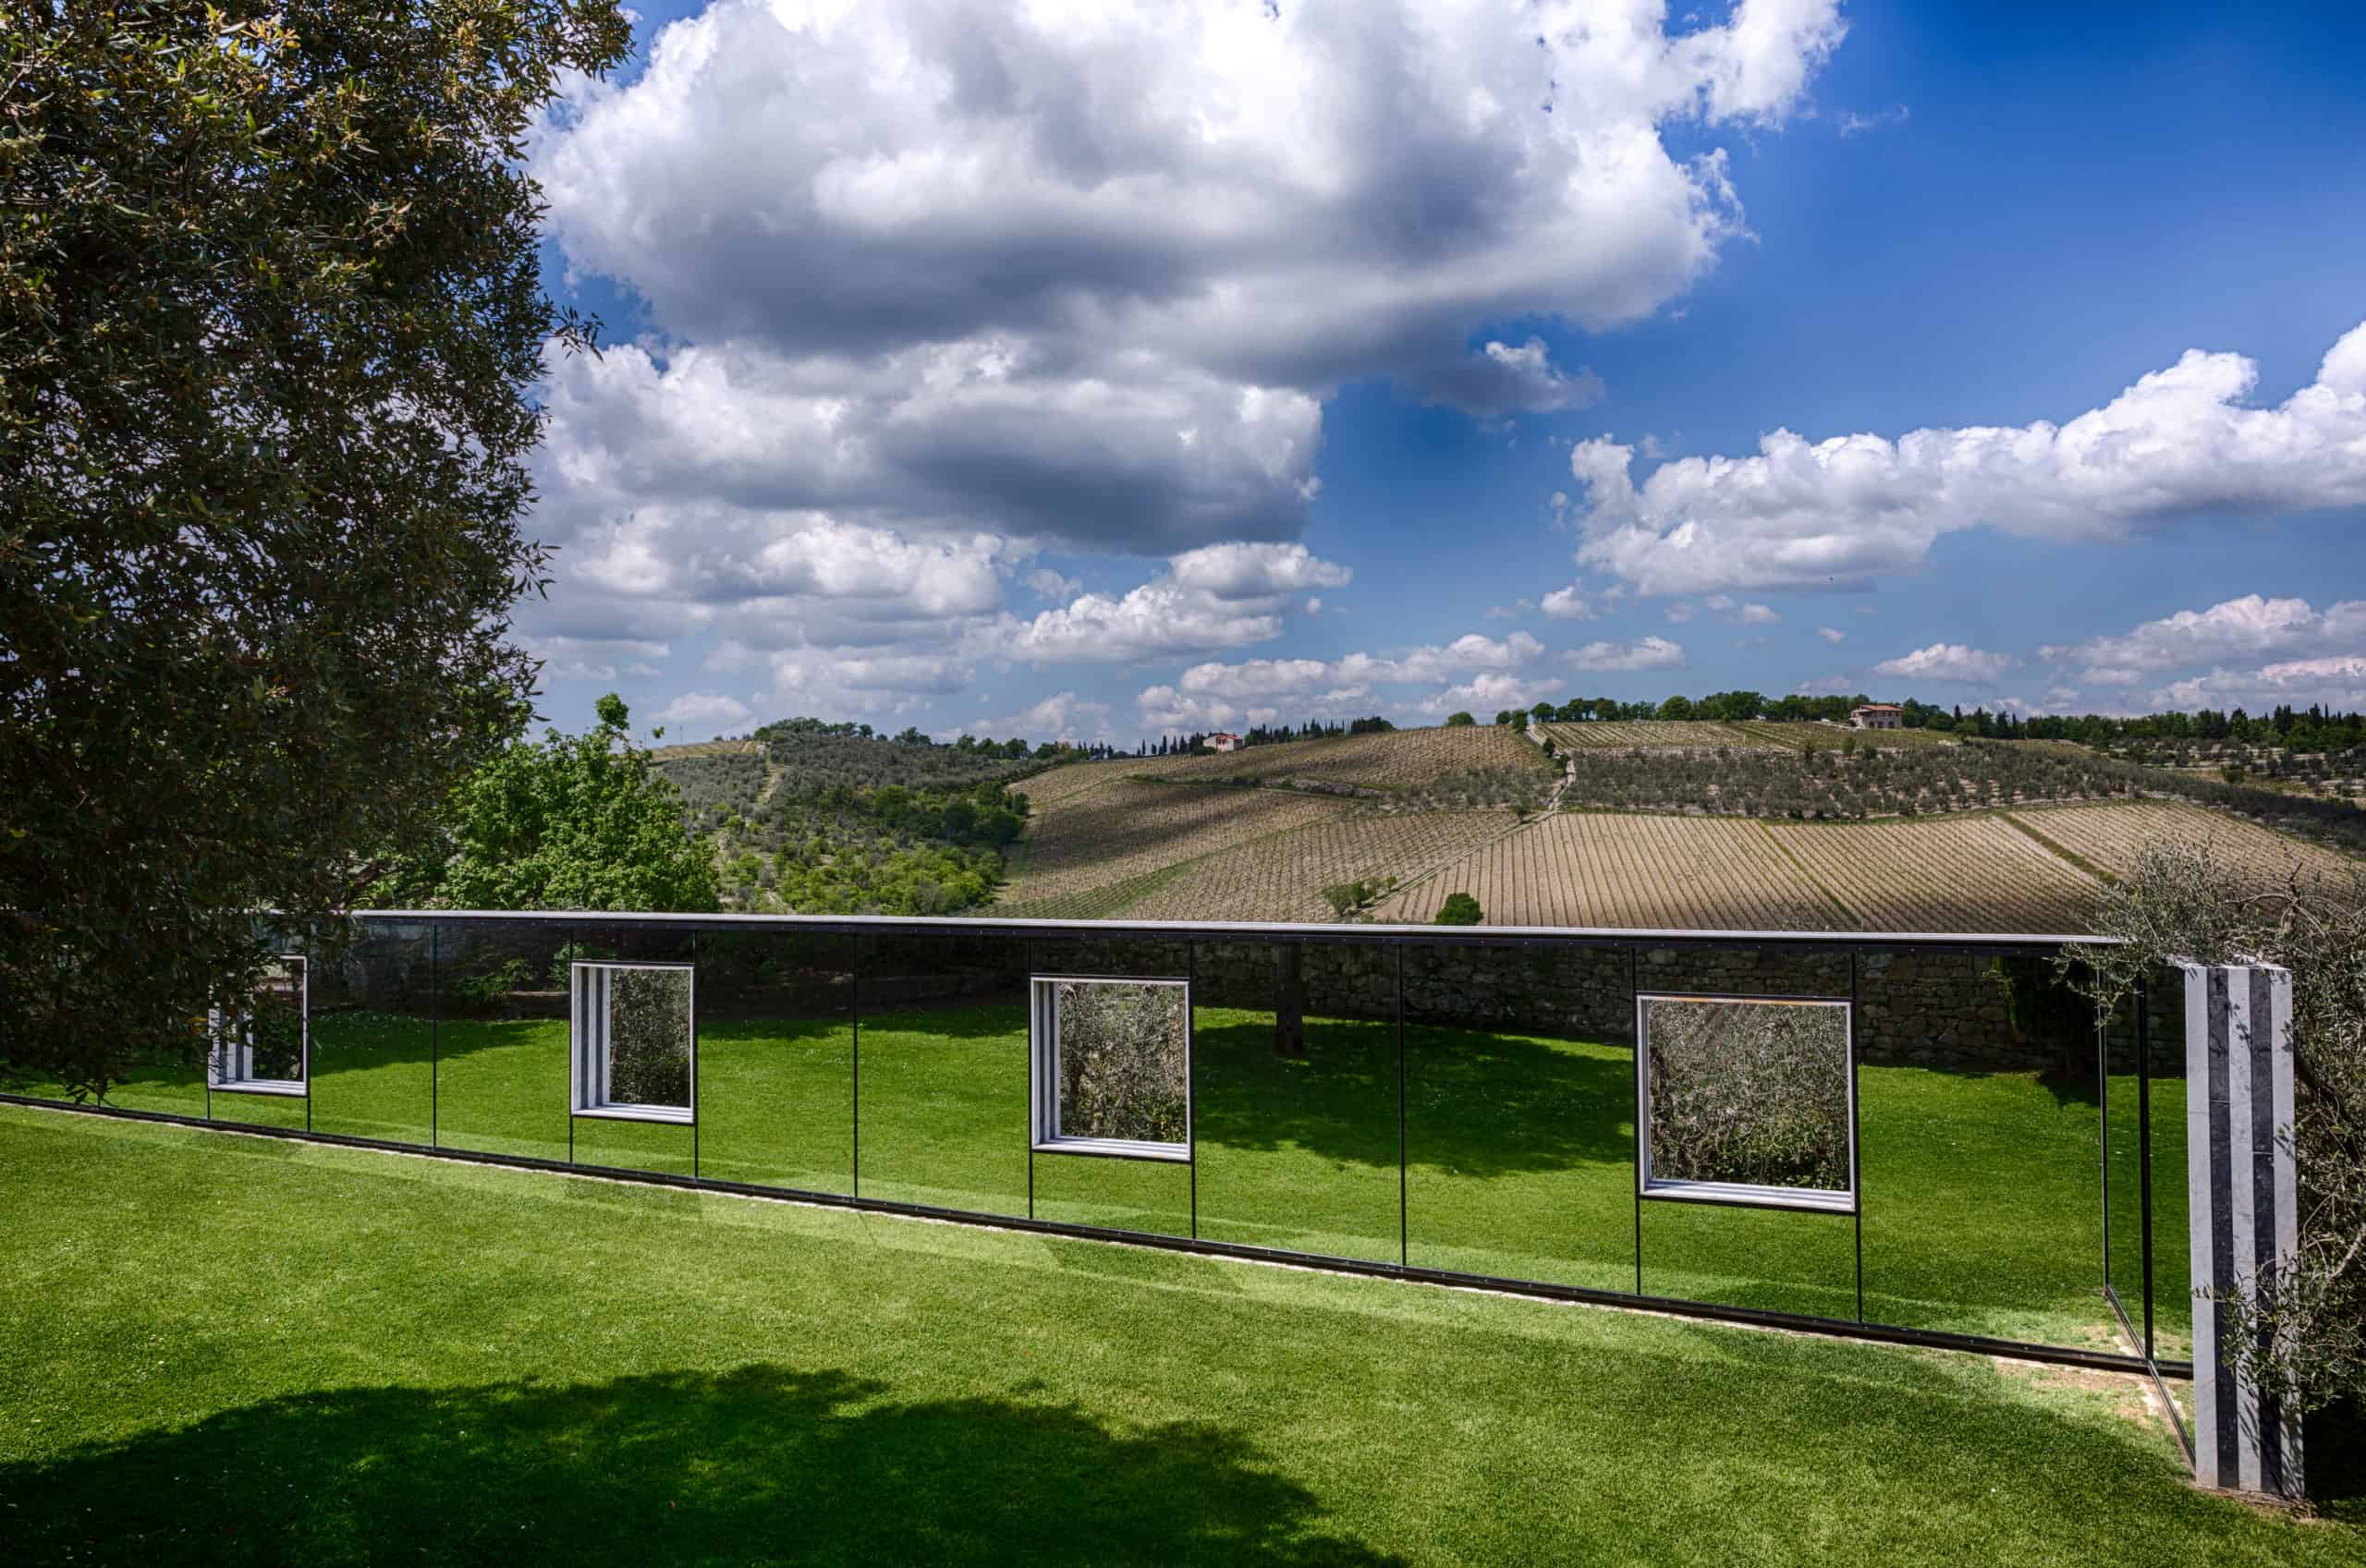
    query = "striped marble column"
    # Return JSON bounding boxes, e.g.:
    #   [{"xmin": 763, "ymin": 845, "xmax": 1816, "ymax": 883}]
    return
[{"xmin": 2181, "ymin": 961, "xmax": 2301, "ymax": 1498}]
